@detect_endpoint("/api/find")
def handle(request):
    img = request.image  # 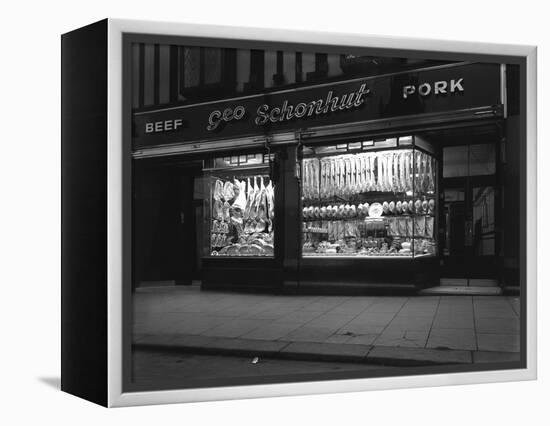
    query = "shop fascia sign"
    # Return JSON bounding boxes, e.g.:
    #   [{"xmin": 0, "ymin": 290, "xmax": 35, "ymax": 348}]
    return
[
  {"xmin": 133, "ymin": 63, "xmax": 503, "ymax": 150},
  {"xmin": 143, "ymin": 78, "xmax": 466, "ymax": 136},
  {"xmin": 402, "ymin": 78, "xmax": 464, "ymax": 99},
  {"xmin": 144, "ymin": 84, "xmax": 370, "ymax": 134},
  {"xmin": 206, "ymin": 83, "xmax": 370, "ymax": 132}
]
